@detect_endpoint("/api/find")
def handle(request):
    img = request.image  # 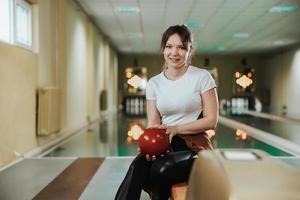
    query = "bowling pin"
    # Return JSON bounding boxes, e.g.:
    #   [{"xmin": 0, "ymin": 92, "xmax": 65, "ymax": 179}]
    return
[
  {"xmin": 245, "ymin": 98, "xmax": 249, "ymax": 110},
  {"xmin": 130, "ymin": 98, "xmax": 135, "ymax": 115},
  {"xmin": 139, "ymin": 98, "xmax": 143, "ymax": 115},
  {"xmin": 126, "ymin": 98, "xmax": 130, "ymax": 114},
  {"xmin": 135, "ymin": 98, "xmax": 139, "ymax": 115},
  {"xmin": 232, "ymin": 98, "xmax": 237, "ymax": 115}
]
